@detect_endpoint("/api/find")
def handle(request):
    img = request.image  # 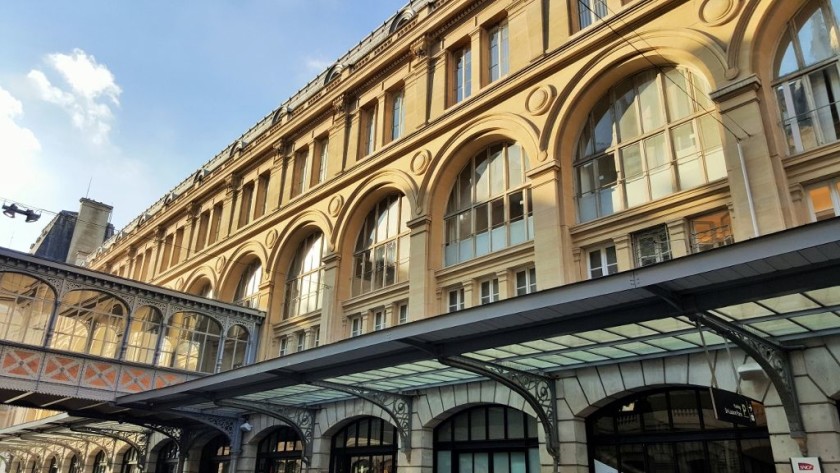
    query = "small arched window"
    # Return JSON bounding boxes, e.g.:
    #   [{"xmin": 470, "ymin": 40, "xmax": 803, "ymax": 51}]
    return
[
  {"xmin": 53, "ymin": 290, "xmax": 128, "ymax": 357},
  {"xmin": 159, "ymin": 312, "xmax": 222, "ymax": 373},
  {"xmin": 46, "ymin": 457, "xmax": 57, "ymax": 473},
  {"xmin": 156, "ymin": 441, "xmax": 179, "ymax": 473},
  {"xmin": 0, "ymin": 272, "xmax": 54, "ymax": 346},
  {"xmin": 67, "ymin": 455, "xmax": 80, "ymax": 473},
  {"xmin": 284, "ymin": 233, "xmax": 327, "ymax": 319},
  {"xmin": 120, "ymin": 448, "xmax": 141, "ymax": 473},
  {"xmin": 444, "ymin": 142, "xmax": 532, "ymax": 266},
  {"xmin": 256, "ymin": 426, "xmax": 304, "ymax": 473},
  {"xmin": 201, "ymin": 435, "xmax": 231, "ymax": 473},
  {"xmin": 124, "ymin": 305, "xmax": 162, "ymax": 364},
  {"xmin": 574, "ymin": 67, "xmax": 725, "ymax": 222},
  {"xmin": 234, "ymin": 261, "xmax": 262, "ymax": 308},
  {"xmin": 221, "ymin": 324, "xmax": 249, "ymax": 371},
  {"xmin": 352, "ymin": 193, "xmax": 411, "ymax": 296},
  {"xmin": 330, "ymin": 417, "xmax": 397, "ymax": 473},
  {"xmin": 92, "ymin": 451, "xmax": 108, "ymax": 473},
  {"xmin": 775, "ymin": 0, "xmax": 840, "ymax": 153}
]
